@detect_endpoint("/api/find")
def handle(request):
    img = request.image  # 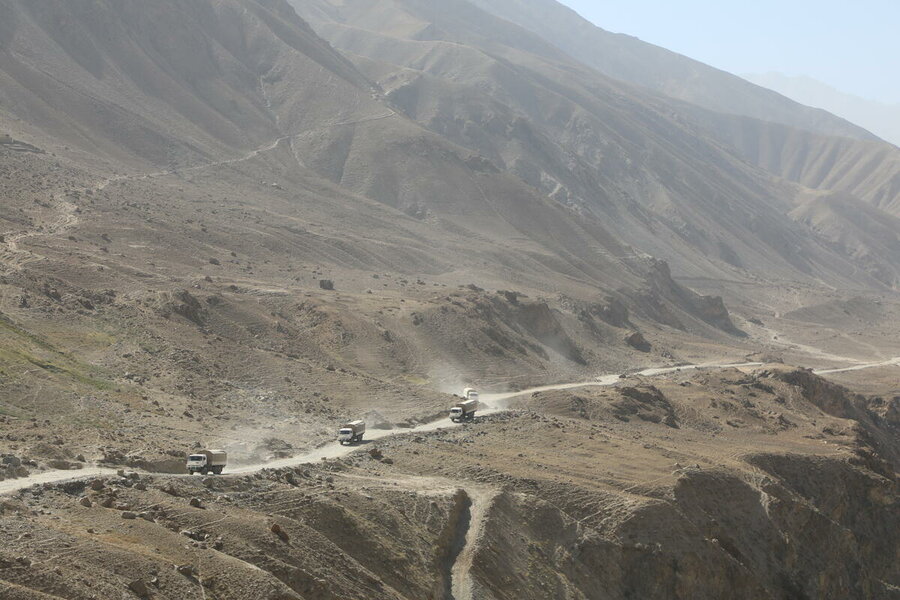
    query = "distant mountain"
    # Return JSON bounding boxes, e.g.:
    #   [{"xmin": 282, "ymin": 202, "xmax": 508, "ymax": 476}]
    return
[
  {"xmin": 289, "ymin": 0, "xmax": 900, "ymax": 288},
  {"xmin": 464, "ymin": 0, "xmax": 879, "ymax": 142},
  {"xmin": 744, "ymin": 72, "xmax": 900, "ymax": 147}
]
